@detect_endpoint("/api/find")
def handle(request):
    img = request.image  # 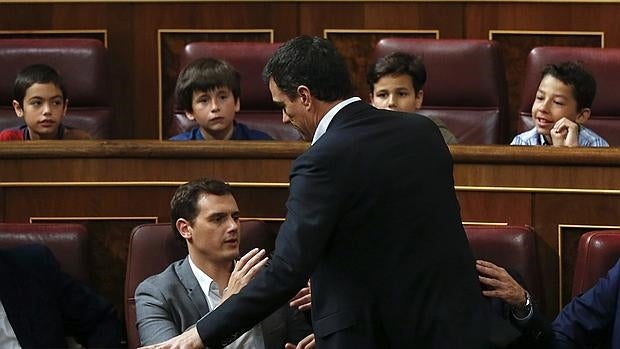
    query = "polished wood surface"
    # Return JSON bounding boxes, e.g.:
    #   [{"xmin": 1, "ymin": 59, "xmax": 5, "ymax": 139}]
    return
[{"xmin": 1, "ymin": 141, "xmax": 620, "ymax": 320}]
